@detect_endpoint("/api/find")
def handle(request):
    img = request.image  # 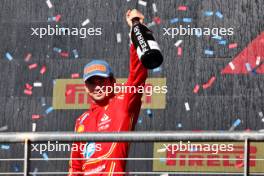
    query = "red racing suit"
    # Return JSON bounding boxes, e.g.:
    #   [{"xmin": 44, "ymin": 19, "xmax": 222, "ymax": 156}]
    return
[{"xmin": 68, "ymin": 44, "xmax": 147, "ymax": 176}]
